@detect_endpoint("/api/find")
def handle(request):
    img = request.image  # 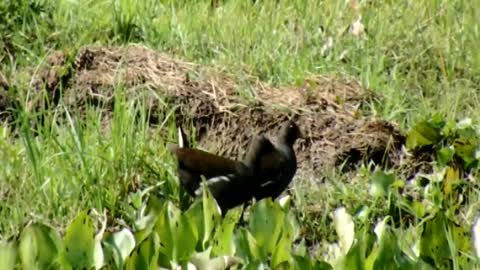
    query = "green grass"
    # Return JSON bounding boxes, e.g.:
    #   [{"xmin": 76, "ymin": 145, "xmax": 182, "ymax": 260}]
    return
[{"xmin": 1, "ymin": 0, "xmax": 480, "ymax": 262}]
